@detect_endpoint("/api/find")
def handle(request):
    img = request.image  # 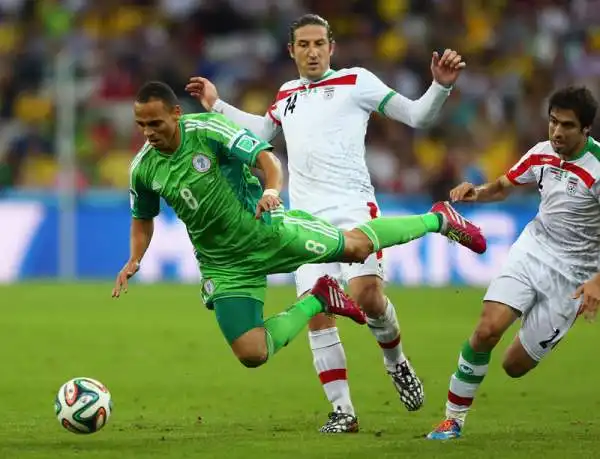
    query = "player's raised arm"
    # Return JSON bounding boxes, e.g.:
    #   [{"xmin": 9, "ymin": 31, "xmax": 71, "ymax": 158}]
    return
[
  {"xmin": 356, "ymin": 49, "xmax": 465, "ymax": 128},
  {"xmin": 186, "ymin": 76, "xmax": 281, "ymax": 142}
]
